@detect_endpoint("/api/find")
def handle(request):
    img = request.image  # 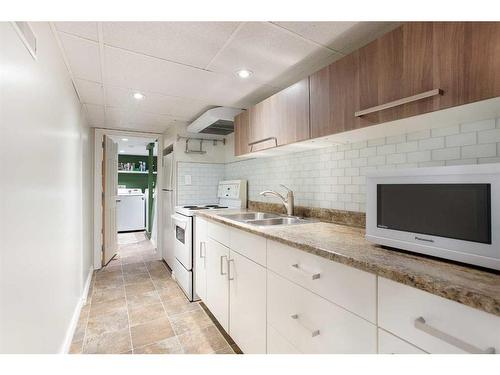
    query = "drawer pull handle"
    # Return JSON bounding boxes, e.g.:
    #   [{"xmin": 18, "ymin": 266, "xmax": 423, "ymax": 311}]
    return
[
  {"xmin": 414, "ymin": 317, "xmax": 495, "ymax": 354},
  {"xmin": 228, "ymin": 258, "xmax": 235, "ymax": 281},
  {"xmin": 354, "ymin": 89, "xmax": 443, "ymax": 117},
  {"xmin": 290, "ymin": 314, "xmax": 320, "ymax": 337},
  {"xmin": 199, "ymin": 241, "xmax": 206, "ymax": 258},
  {"xmin": 220, "ymin": 255, "xmax": 228, "ymax": 275},
  {"xmin": 291, "ymin": 264, "xmax": 320, "ymax": 280}
]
